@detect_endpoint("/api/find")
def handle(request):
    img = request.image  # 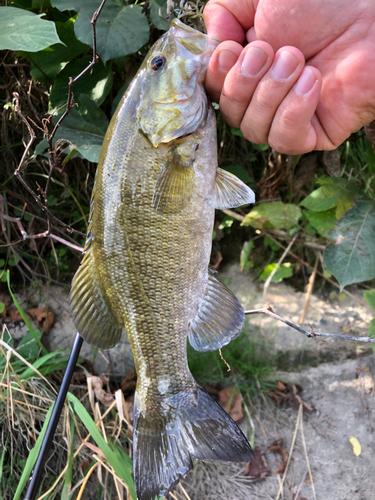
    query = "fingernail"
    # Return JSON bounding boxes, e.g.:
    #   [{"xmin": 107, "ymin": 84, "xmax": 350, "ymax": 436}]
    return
[
  {"xmin": 272, "ymin": 51, "xmax": 299, "ymax": 80},
  {"xmin": 241, "ymin": 47, "xmax": 268, "ymax": 76},
  {"xmin": 294, "ymin": 67, "xmax": 317, "ymax": 95},
  {"xmin": 217, "ymin": 50, "xmax": 238, "ymax": 73}
]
